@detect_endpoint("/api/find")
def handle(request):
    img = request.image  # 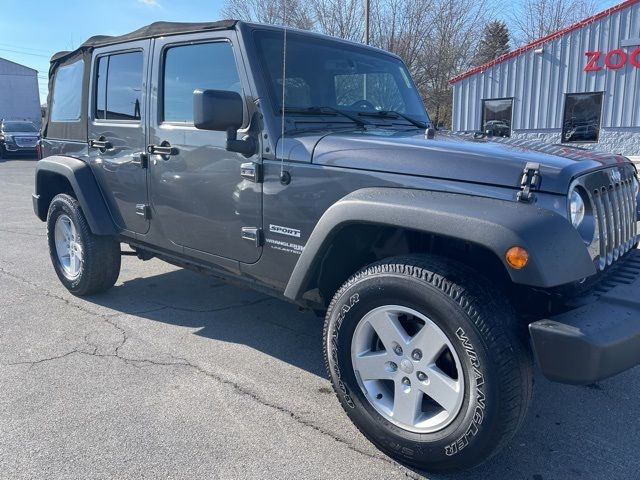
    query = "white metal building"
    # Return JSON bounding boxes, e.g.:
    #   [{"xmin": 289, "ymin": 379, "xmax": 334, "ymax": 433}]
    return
[
  {"xmin": 0, "ymin": 57, "xmax": 41, "ymax": 126},
  {"xmin": 451, "ymin": 0, "xmax": 640, "ymax": 164}
]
